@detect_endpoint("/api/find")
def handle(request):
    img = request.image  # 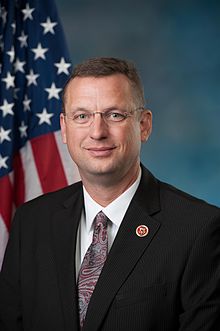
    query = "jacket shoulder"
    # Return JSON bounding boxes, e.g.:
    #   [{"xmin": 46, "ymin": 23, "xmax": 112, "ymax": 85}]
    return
[
  {"xmin": 156, "ymin": 180, "xmax": 220, "ymax": 233},
  {"xmin": 17, "ymin": 181, "xmax": 83, "ymax": 213},
  {"xmin": 140, "ymin": 165, "xmax": 220, "ymax": 219}
]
